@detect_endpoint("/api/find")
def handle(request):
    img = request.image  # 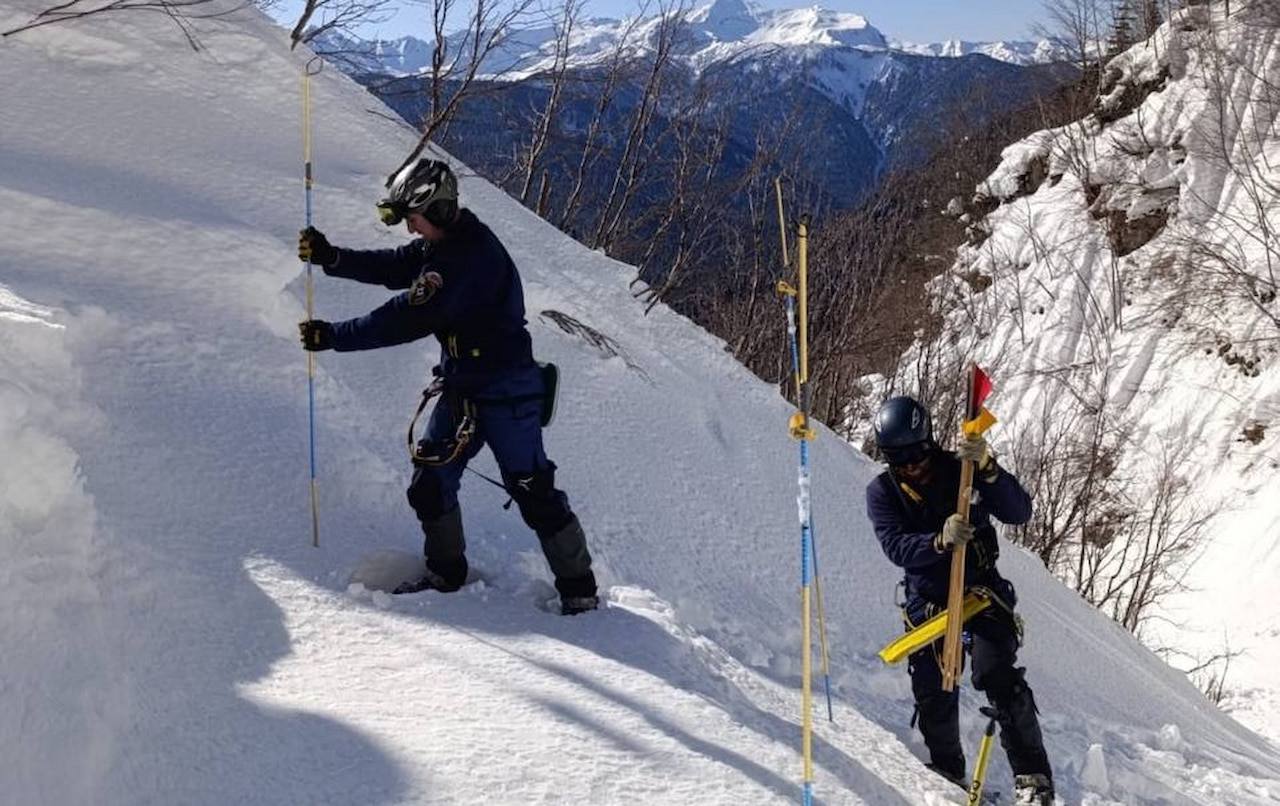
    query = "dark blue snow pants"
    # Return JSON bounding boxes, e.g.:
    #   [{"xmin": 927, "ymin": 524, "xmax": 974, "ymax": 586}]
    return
[{"xmin": 405, "ymin": 391, "xmax": 594, "ymax": 596}]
